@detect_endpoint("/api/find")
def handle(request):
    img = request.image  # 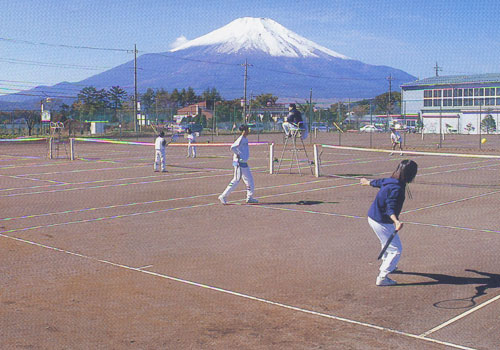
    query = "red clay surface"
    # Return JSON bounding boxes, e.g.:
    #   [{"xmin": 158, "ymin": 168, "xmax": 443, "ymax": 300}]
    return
[{"xmin": 1, "ymin": 133, "xmax": 499, "ymax": 350}]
